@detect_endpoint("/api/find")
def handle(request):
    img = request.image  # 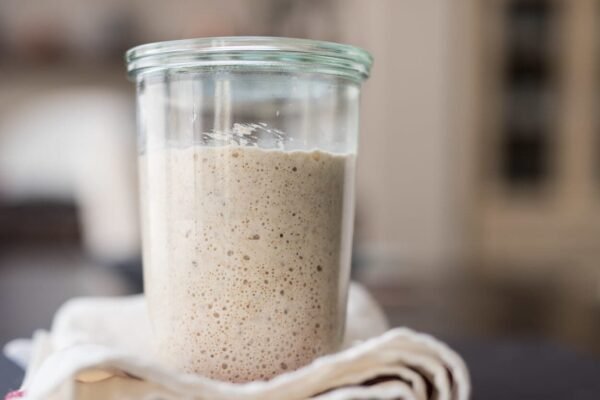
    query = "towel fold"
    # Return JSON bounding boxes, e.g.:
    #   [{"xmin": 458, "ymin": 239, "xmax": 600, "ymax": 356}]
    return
[{"xmin": 4, "ymin": 283, "xmax": 470, "ymax": 400}]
